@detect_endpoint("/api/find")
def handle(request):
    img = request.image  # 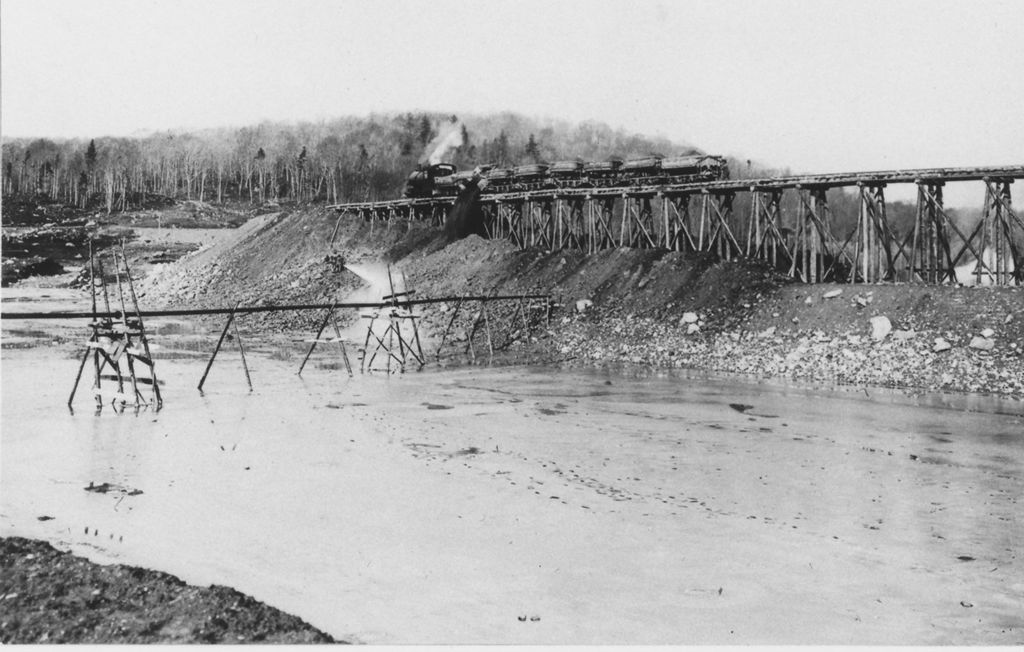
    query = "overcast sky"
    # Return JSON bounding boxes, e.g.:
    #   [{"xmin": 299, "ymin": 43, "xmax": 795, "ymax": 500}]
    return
[{"xmin": 2, "ymin": 0, "xmax": 1022, "ymax": 200}]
